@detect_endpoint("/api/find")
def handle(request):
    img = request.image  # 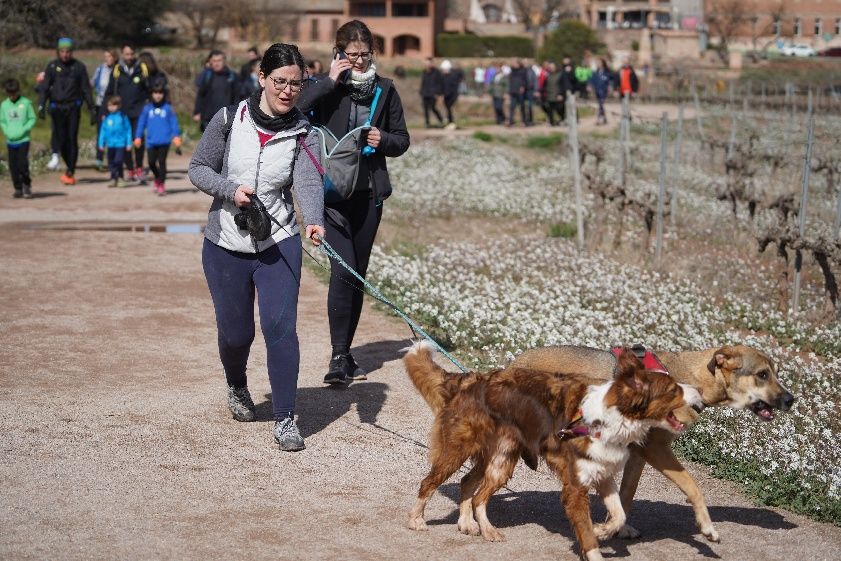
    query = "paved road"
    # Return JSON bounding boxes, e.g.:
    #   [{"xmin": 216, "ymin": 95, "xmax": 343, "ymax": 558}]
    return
[{"xmin": 0, "ymin": 152, "xmax": 838, "ymax": 560}]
